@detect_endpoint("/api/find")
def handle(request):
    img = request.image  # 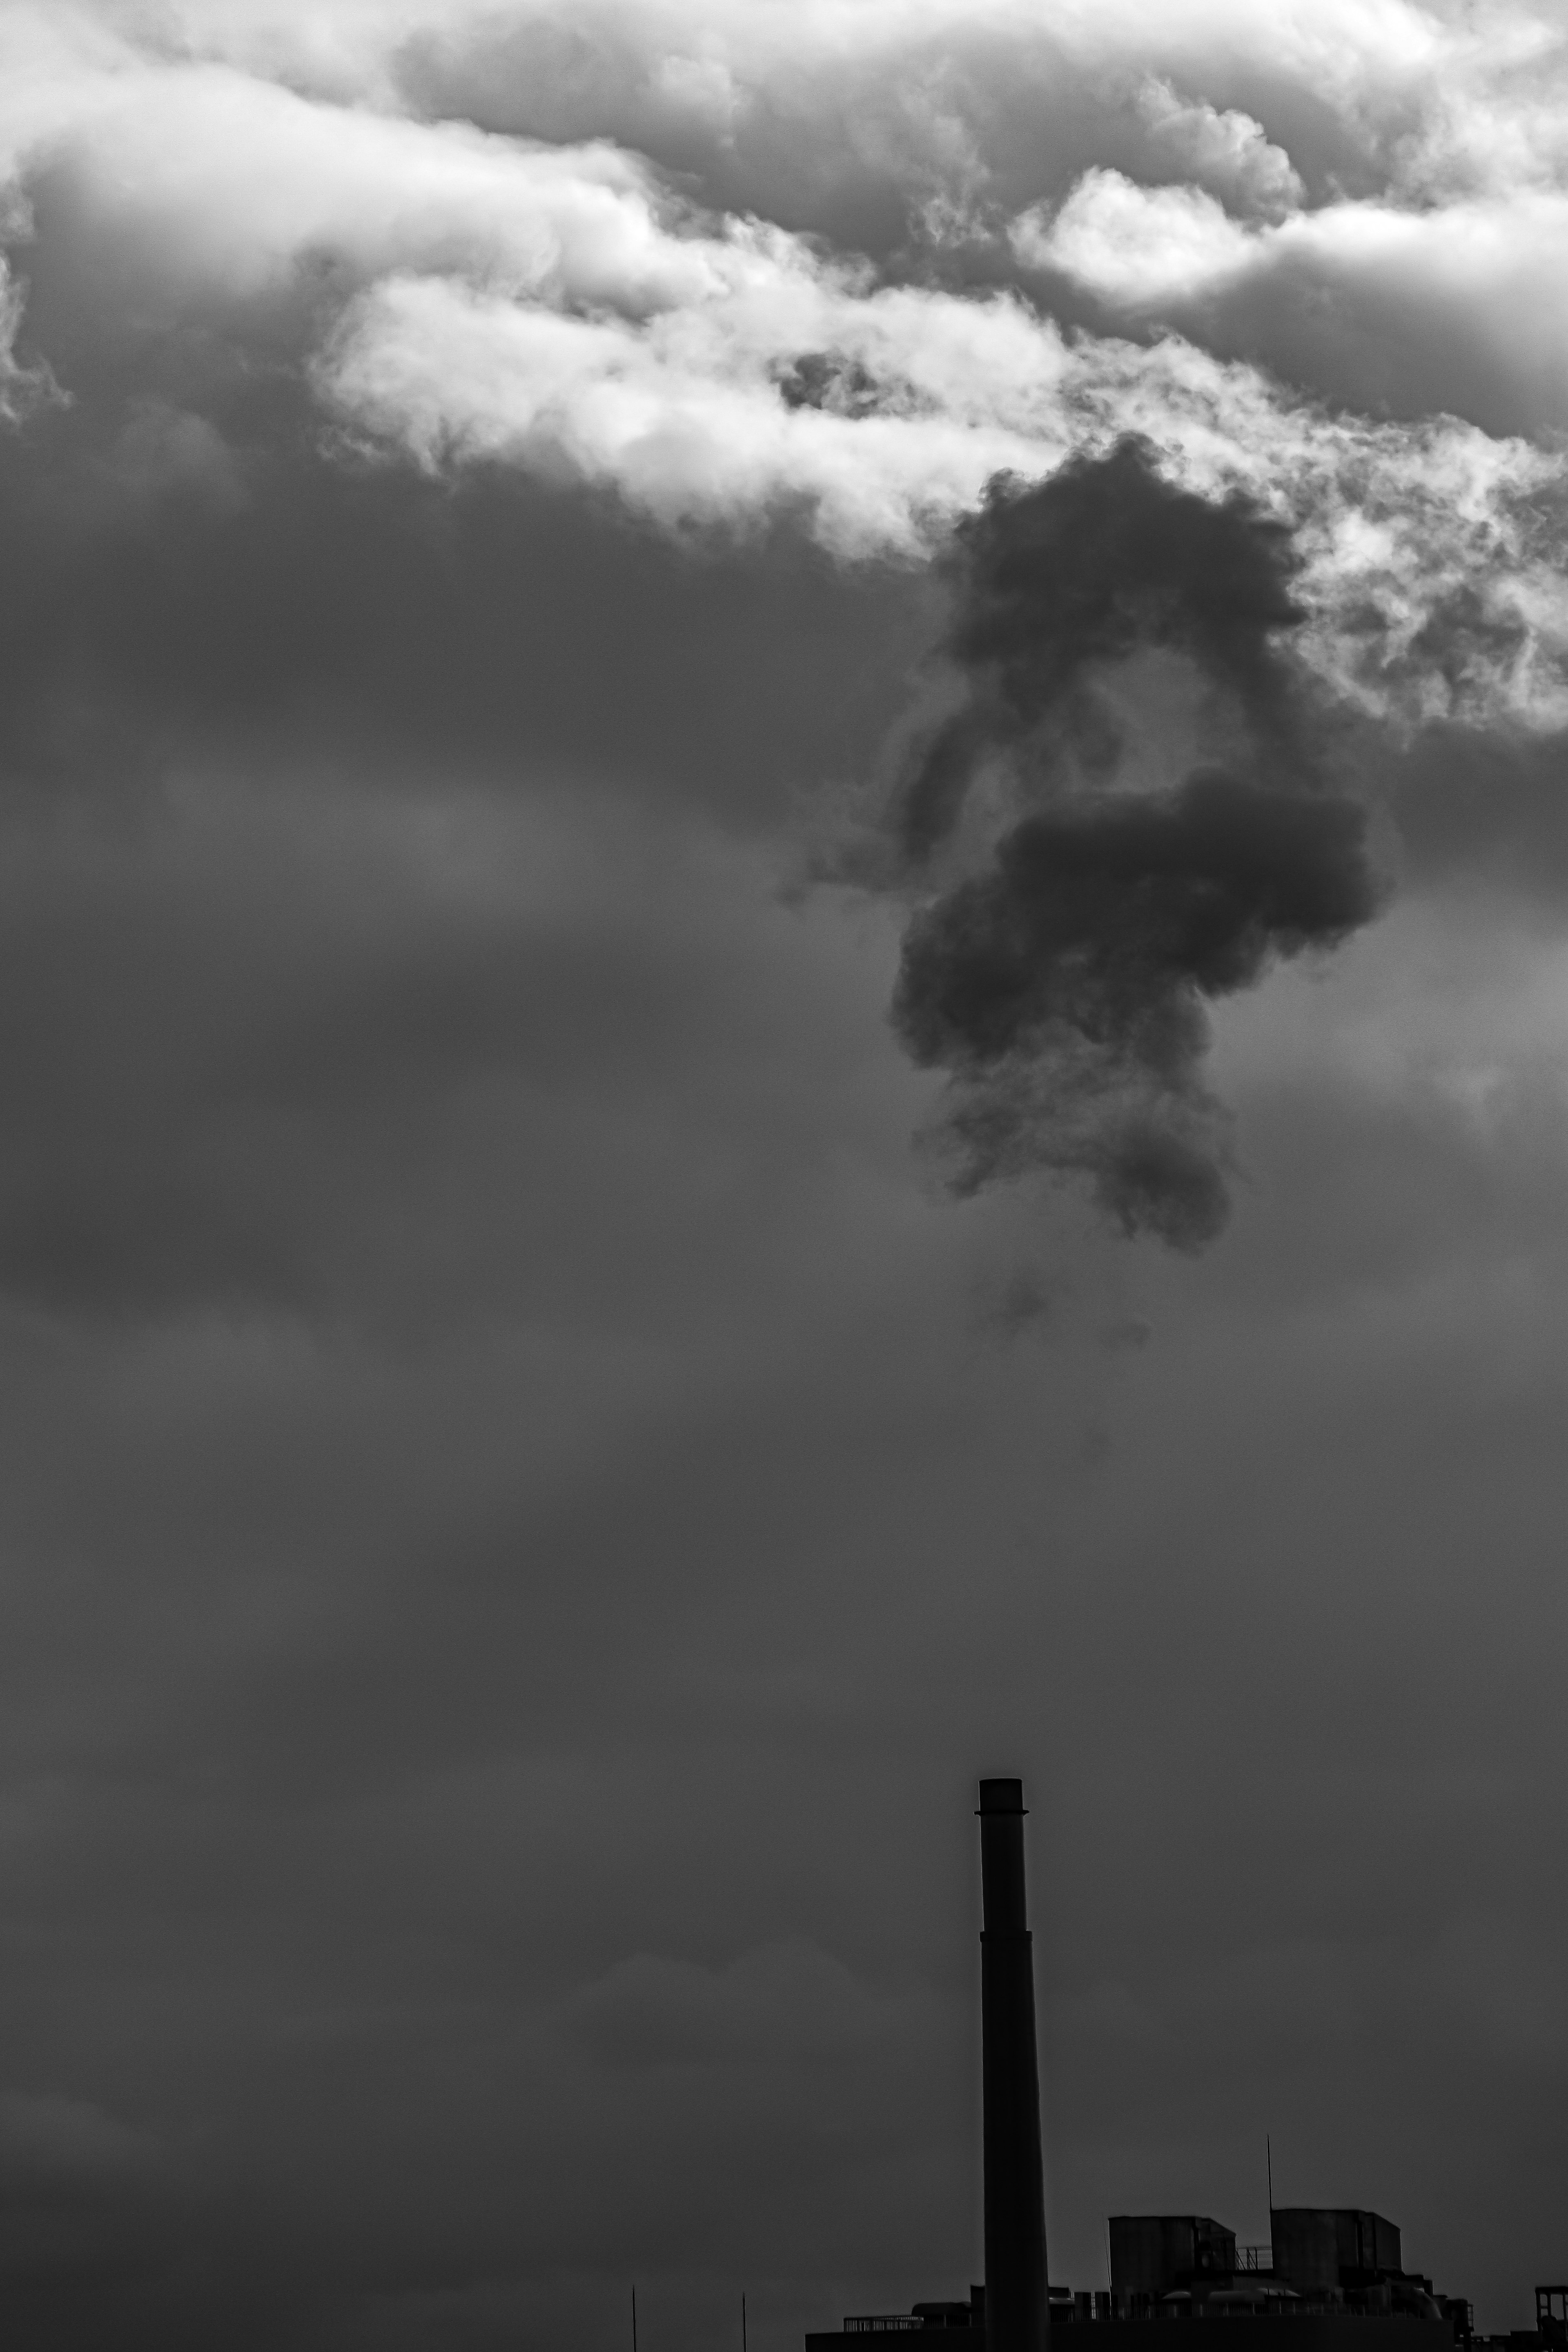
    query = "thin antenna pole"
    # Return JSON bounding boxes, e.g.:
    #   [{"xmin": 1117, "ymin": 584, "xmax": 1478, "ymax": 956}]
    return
[
  {"xmin": 632, "ymin": 2285, "xmax": 638, "ymax": 2352},
  {"xmin": 743, "ymin": 2291, "xmax": 748, "ymax": 2352},
  {"xmin": 1267, "ymin": 2136, "xmax": 1274, "ymax": 2220}
]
